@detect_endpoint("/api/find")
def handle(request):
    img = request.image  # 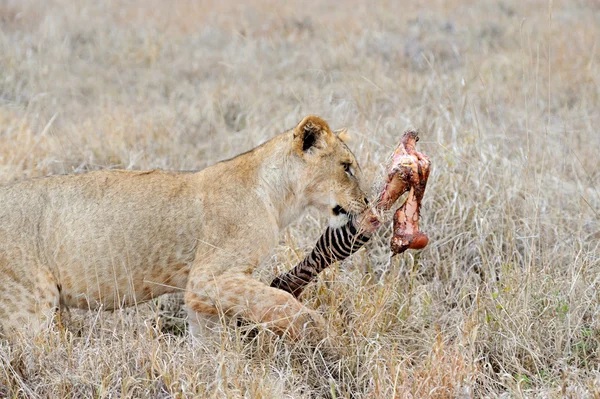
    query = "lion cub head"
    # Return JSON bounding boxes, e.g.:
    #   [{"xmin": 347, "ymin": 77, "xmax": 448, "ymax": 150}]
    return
[{"xmin": 292, "ymin": 115, "xmax": 369, "ymax": 228}]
